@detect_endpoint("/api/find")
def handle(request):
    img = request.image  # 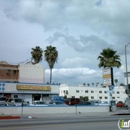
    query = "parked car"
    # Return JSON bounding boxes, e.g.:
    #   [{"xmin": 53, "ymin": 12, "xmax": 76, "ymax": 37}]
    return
[
  {"xmin": 49, "ymin": 101, "xmax": 68, "ymax": 106},
  {"xmin": 5, "ymin": 98, "xmax": 29, "ymax": 106},
  {"xmin": 125, "ymin": 98, "xmax": 129, "ymax": 108},
  {"xmin": 116, "ymin": 101, "xmax": 125, "ymax": 107},
  {"xmin": 0, "ymin": 97, "xmax": 7, "ymax": 106},
  {"xmin": 30, "ymin": 100, "xmax": 48, "ymax": 106},
  {"xmin": 89, "ymin": 100, "xmax": 100, "ymax": 105},
  {"xmin": 76, "ymin": 101, "xmax": 91, "ymax": 106},
  {"xmin": 65, "ymin": 98, "xmax": 80, "ymax": 105}
]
